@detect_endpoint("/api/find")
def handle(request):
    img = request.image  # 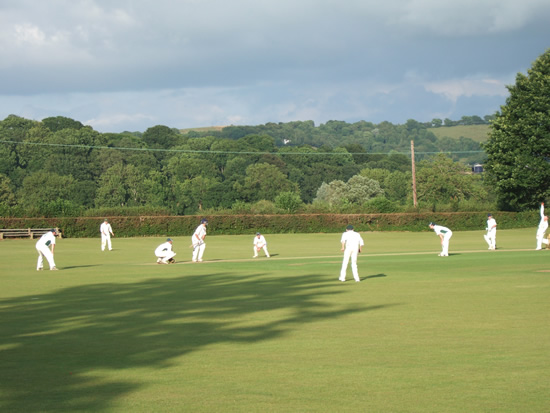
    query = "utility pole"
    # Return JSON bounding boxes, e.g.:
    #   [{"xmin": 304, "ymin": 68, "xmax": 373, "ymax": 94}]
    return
[{"xmin": 411, "ymin": 140, "xmax": 418, "ymax": 208}]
